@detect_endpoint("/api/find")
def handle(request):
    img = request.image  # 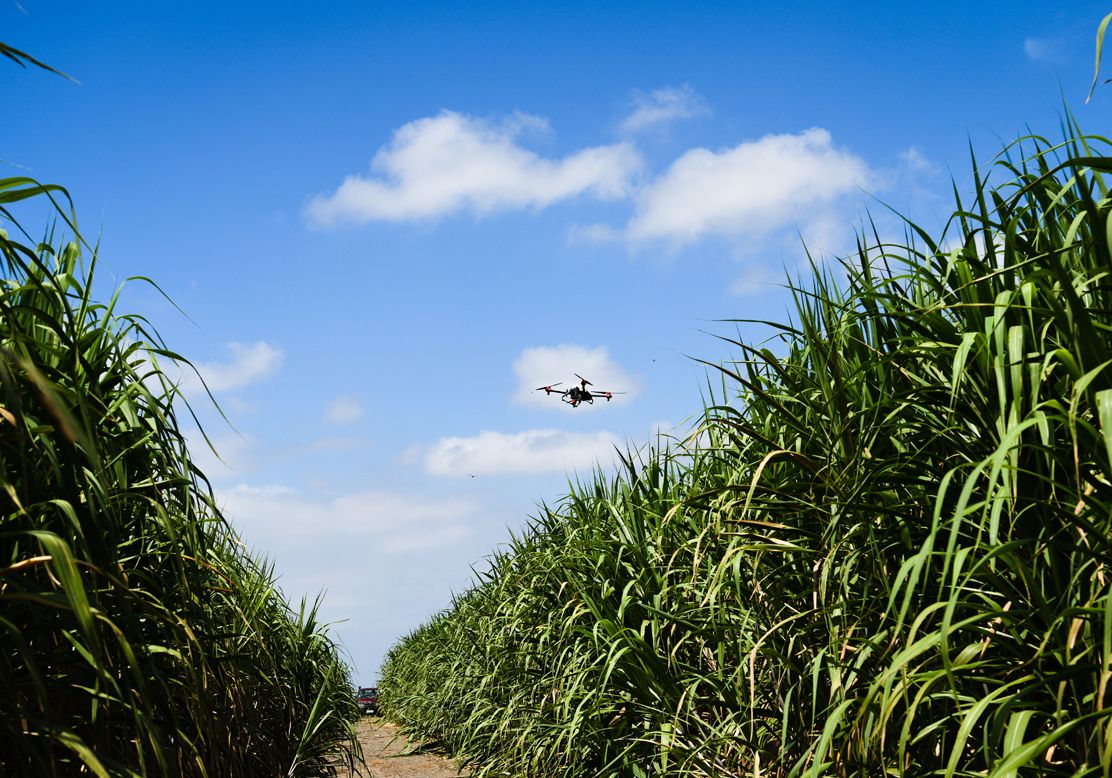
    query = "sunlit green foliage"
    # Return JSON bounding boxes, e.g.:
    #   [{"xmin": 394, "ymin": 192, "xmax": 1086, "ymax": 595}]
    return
[
  {"xmin": 381, "ymin": 122, "xmax": 1112, "ymax": 775},
  {"xmin": 0, "ymin": 180, "xmax": 360, "ymax": 776}
]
